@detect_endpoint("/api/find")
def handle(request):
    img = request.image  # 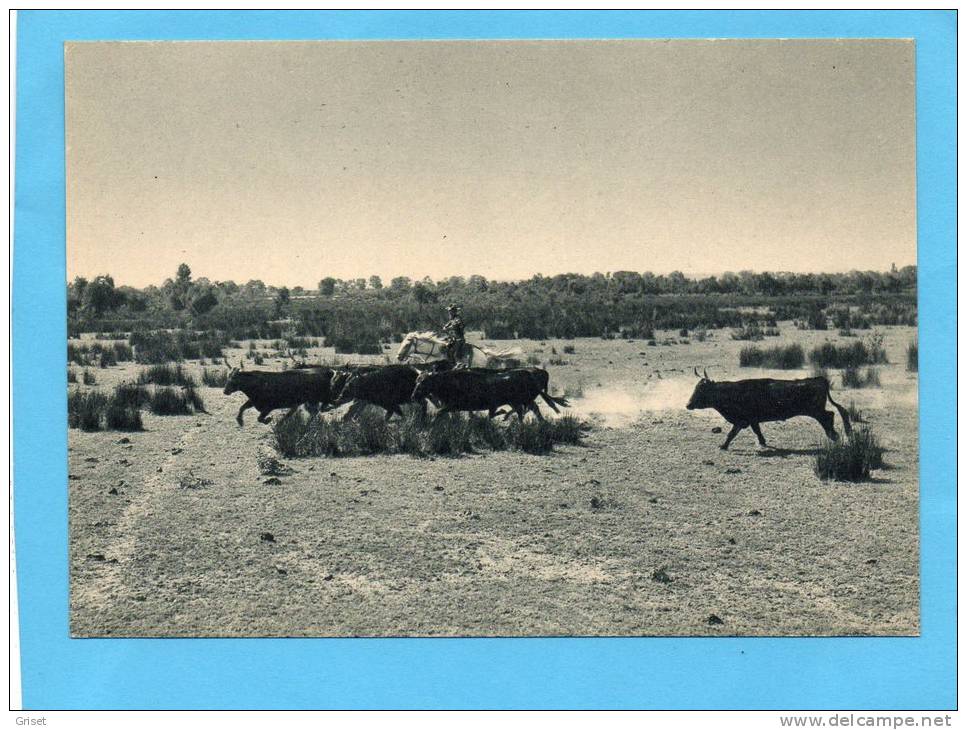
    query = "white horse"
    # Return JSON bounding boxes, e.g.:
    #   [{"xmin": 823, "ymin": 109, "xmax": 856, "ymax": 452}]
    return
[{"xmin": 396, "ymin": 331, "xmax": 523, "ymax": 368}]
